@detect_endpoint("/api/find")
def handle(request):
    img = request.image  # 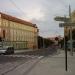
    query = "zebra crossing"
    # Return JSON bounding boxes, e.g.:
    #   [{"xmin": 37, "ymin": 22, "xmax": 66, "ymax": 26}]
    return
[{"xmin": 5, "ymin": 54, "xmax": 44, "ymax": 59}]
